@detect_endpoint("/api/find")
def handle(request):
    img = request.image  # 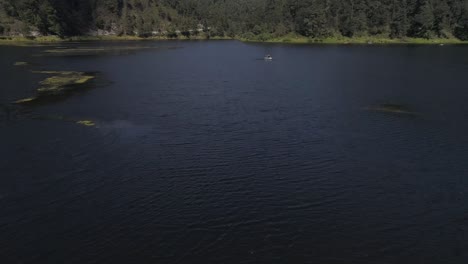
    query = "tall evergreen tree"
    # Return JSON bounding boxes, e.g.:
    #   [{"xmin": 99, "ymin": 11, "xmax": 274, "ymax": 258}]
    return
[
  {"xmin": 391, "ymin": 0, "xmax": 410, "ymax": 37},
  {"xmin": 410, "ymin": 0, "xmax": 435, "ymax": 38}
]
